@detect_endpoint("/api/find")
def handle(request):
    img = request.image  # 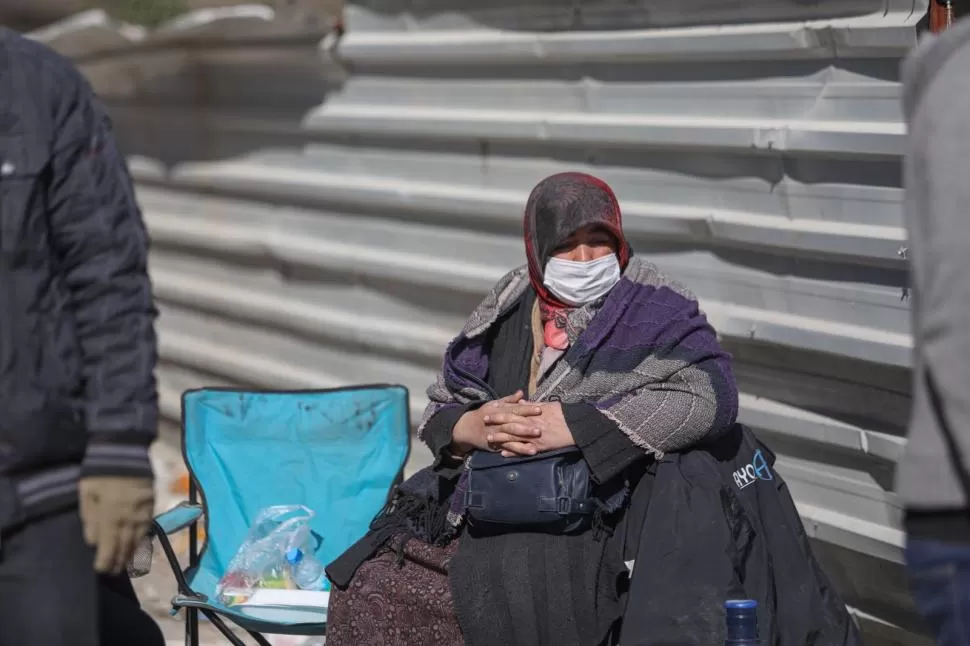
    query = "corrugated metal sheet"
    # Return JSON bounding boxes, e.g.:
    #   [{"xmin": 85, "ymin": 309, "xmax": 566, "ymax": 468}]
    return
[{"xmin": 33, "ymin": 1, "xmax": 931, "ymax": 643}]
